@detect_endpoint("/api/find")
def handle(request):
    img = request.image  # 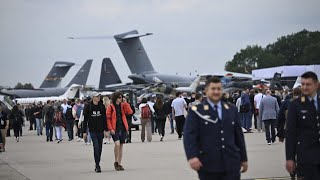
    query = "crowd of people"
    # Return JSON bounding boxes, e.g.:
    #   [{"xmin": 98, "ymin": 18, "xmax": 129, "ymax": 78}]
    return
[{"xmin": 0, "ymin": 71, "xmax": 319, "ymax": 179}]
